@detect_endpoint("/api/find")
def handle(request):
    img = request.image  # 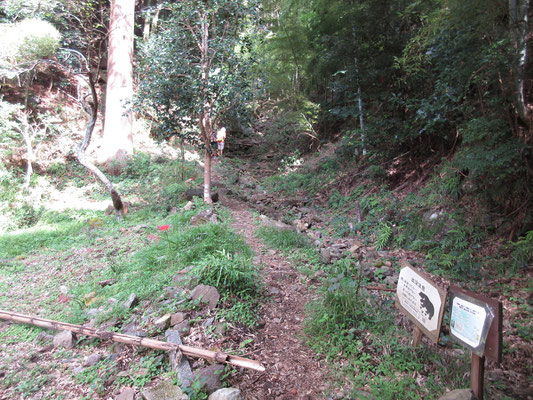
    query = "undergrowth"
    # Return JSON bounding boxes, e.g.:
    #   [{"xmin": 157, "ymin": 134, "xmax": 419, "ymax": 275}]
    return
[
  {"xmin": 263, "ymin": 152, "xmax": 532, "ymax": 280},
  {"xmin": 255, "ymin": 226, "xmax": 311, "ymax": 250},
  {"xmin": 304, "ymin": 260, "xmax": 469, "ymax": 399},
  {"xmin": 0, "ymin": 152, "xmax": 262, "ymax": 397},
  {"xmin": 254, "ymin": 147, "xmax": 531, "ymax": 399},
  {"xmin": 67, "ymin": 203, "xmax": 259, "ymax": 327}
]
